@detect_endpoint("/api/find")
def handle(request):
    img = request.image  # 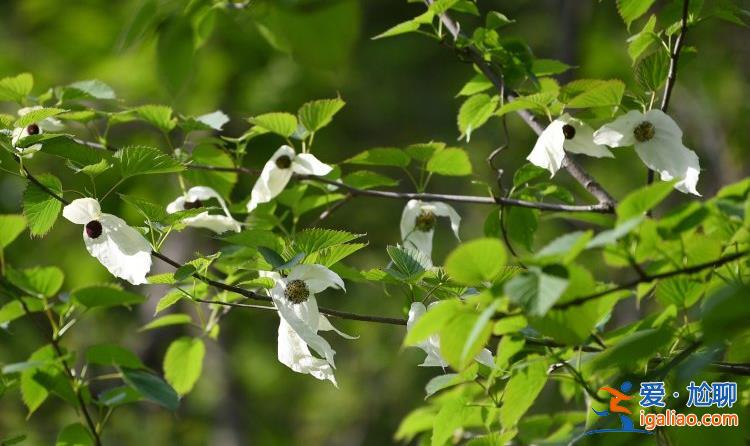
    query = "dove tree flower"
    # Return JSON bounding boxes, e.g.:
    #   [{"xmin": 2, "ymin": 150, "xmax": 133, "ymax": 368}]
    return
[
  {"xmin": 166, "ymin": 186, "xmax": 241, "ymax": 234},
  {"xmin": 246, "ymin": 145, "xmax": 332, "ymax": 212},
  {"xmin": 62, "ymin": 198, "xmax": 152, "ymax": 285},
  {"xmin": 527, "ymin": 113, "xmax": 613, "ymax": 176},
  {"xmin": 407, "ymin": 302, "xmax": 494, "ymax": 368},
  {"xmin": 11, "ymin": 106, "xmax": 64, "ymax": 158},
  {"xmin": 400, "ymin": 200, "xmax": 461, "ymax": 263},
  {"xmin": 264, "ymin": 264, "xmax": 354, "ymax": 386},
  {"xmin": 593, "ymin": 109, "xmax": 700, "ymax": 195}
]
